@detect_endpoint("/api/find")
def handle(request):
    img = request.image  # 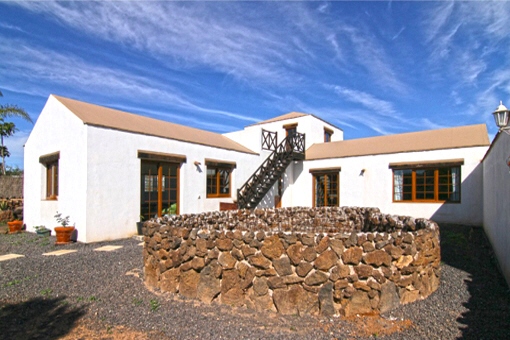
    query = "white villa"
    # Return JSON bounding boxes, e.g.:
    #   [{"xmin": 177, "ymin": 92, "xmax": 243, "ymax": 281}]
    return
[{"xmin": 24, "ymin": 95, "xmax": 490, "ymax": 244}]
